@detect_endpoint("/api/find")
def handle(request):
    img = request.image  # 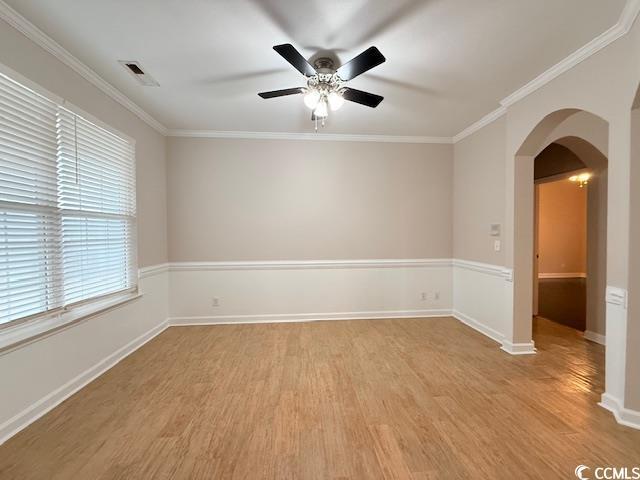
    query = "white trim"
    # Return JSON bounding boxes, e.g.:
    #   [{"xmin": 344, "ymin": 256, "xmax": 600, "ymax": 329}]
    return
[
  {"xmin": 0, "ymin": 319, "xmax": 169, "ymax": 445},
  {"xmin": 139, "ymin": 263, "xmax": 170, "ymax": 279},
  {"xmin": 600, "ymin": 393, "xmax": 640, "ymax": 430},
  {"xmin": 170, "ymin": 310, "xmax": 451, "ymax": 326},
  {"xmin": 606, "ymin": 286, "xmax": 628, "ymax": 308},
  {"xmin": 500, "ymin": 340, "xmax": 537, "ymax": 355},
  {"xmin": 60, "ymin": 100, "xmax": 135, "ymax": 146},
  {"xmin": 452, "ymin": 107, "xmax": 506, "ymax": 143},
  {"xmin": 538, "ymin": 272, "xmax": 587, "ymax": 279},
  {"xmin": 452, "ymin": 0, "xmax": 640, "ymax": 143},
  {"xmin": 167, "ymin": 130, "xmax": 453, "ymax": 144},
  {"xmin": 584, "ymin": 330, "xmax": 606, "ymax": 345},
  {"xmin": 0, "ymin": 292, "xmax": 142, "ymax": 354},
  {"xmin": 452, "ymin": 259, "xmax": 512, "ymax": 280},
  {"xmin": 169, "ymin": 258, "xmax": 452, "ymax": 271},
  {"xmin": 500, "ymin": 0, "xmax": 640, "ymax": 108},
  {"xmin": 452, "ymin": 310, "xmax": 504, "ymax": 344},
  {"xmin": 0, "ymin": 0, "xmax": 168, "ymax": 135}
]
